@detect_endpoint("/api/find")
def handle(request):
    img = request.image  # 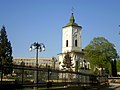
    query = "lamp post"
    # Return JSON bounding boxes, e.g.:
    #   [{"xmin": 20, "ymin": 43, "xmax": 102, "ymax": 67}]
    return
[
  {"xmin": 29, "ymin": 42, "xmax": 45, "ymax": 89},
  {"xmin": 111, "ymin": 58, "xmax": 117, "ymax": 77},
  {"xmin": 21, "ymin": 60, "xmax": 25, "ymax": 85}
]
